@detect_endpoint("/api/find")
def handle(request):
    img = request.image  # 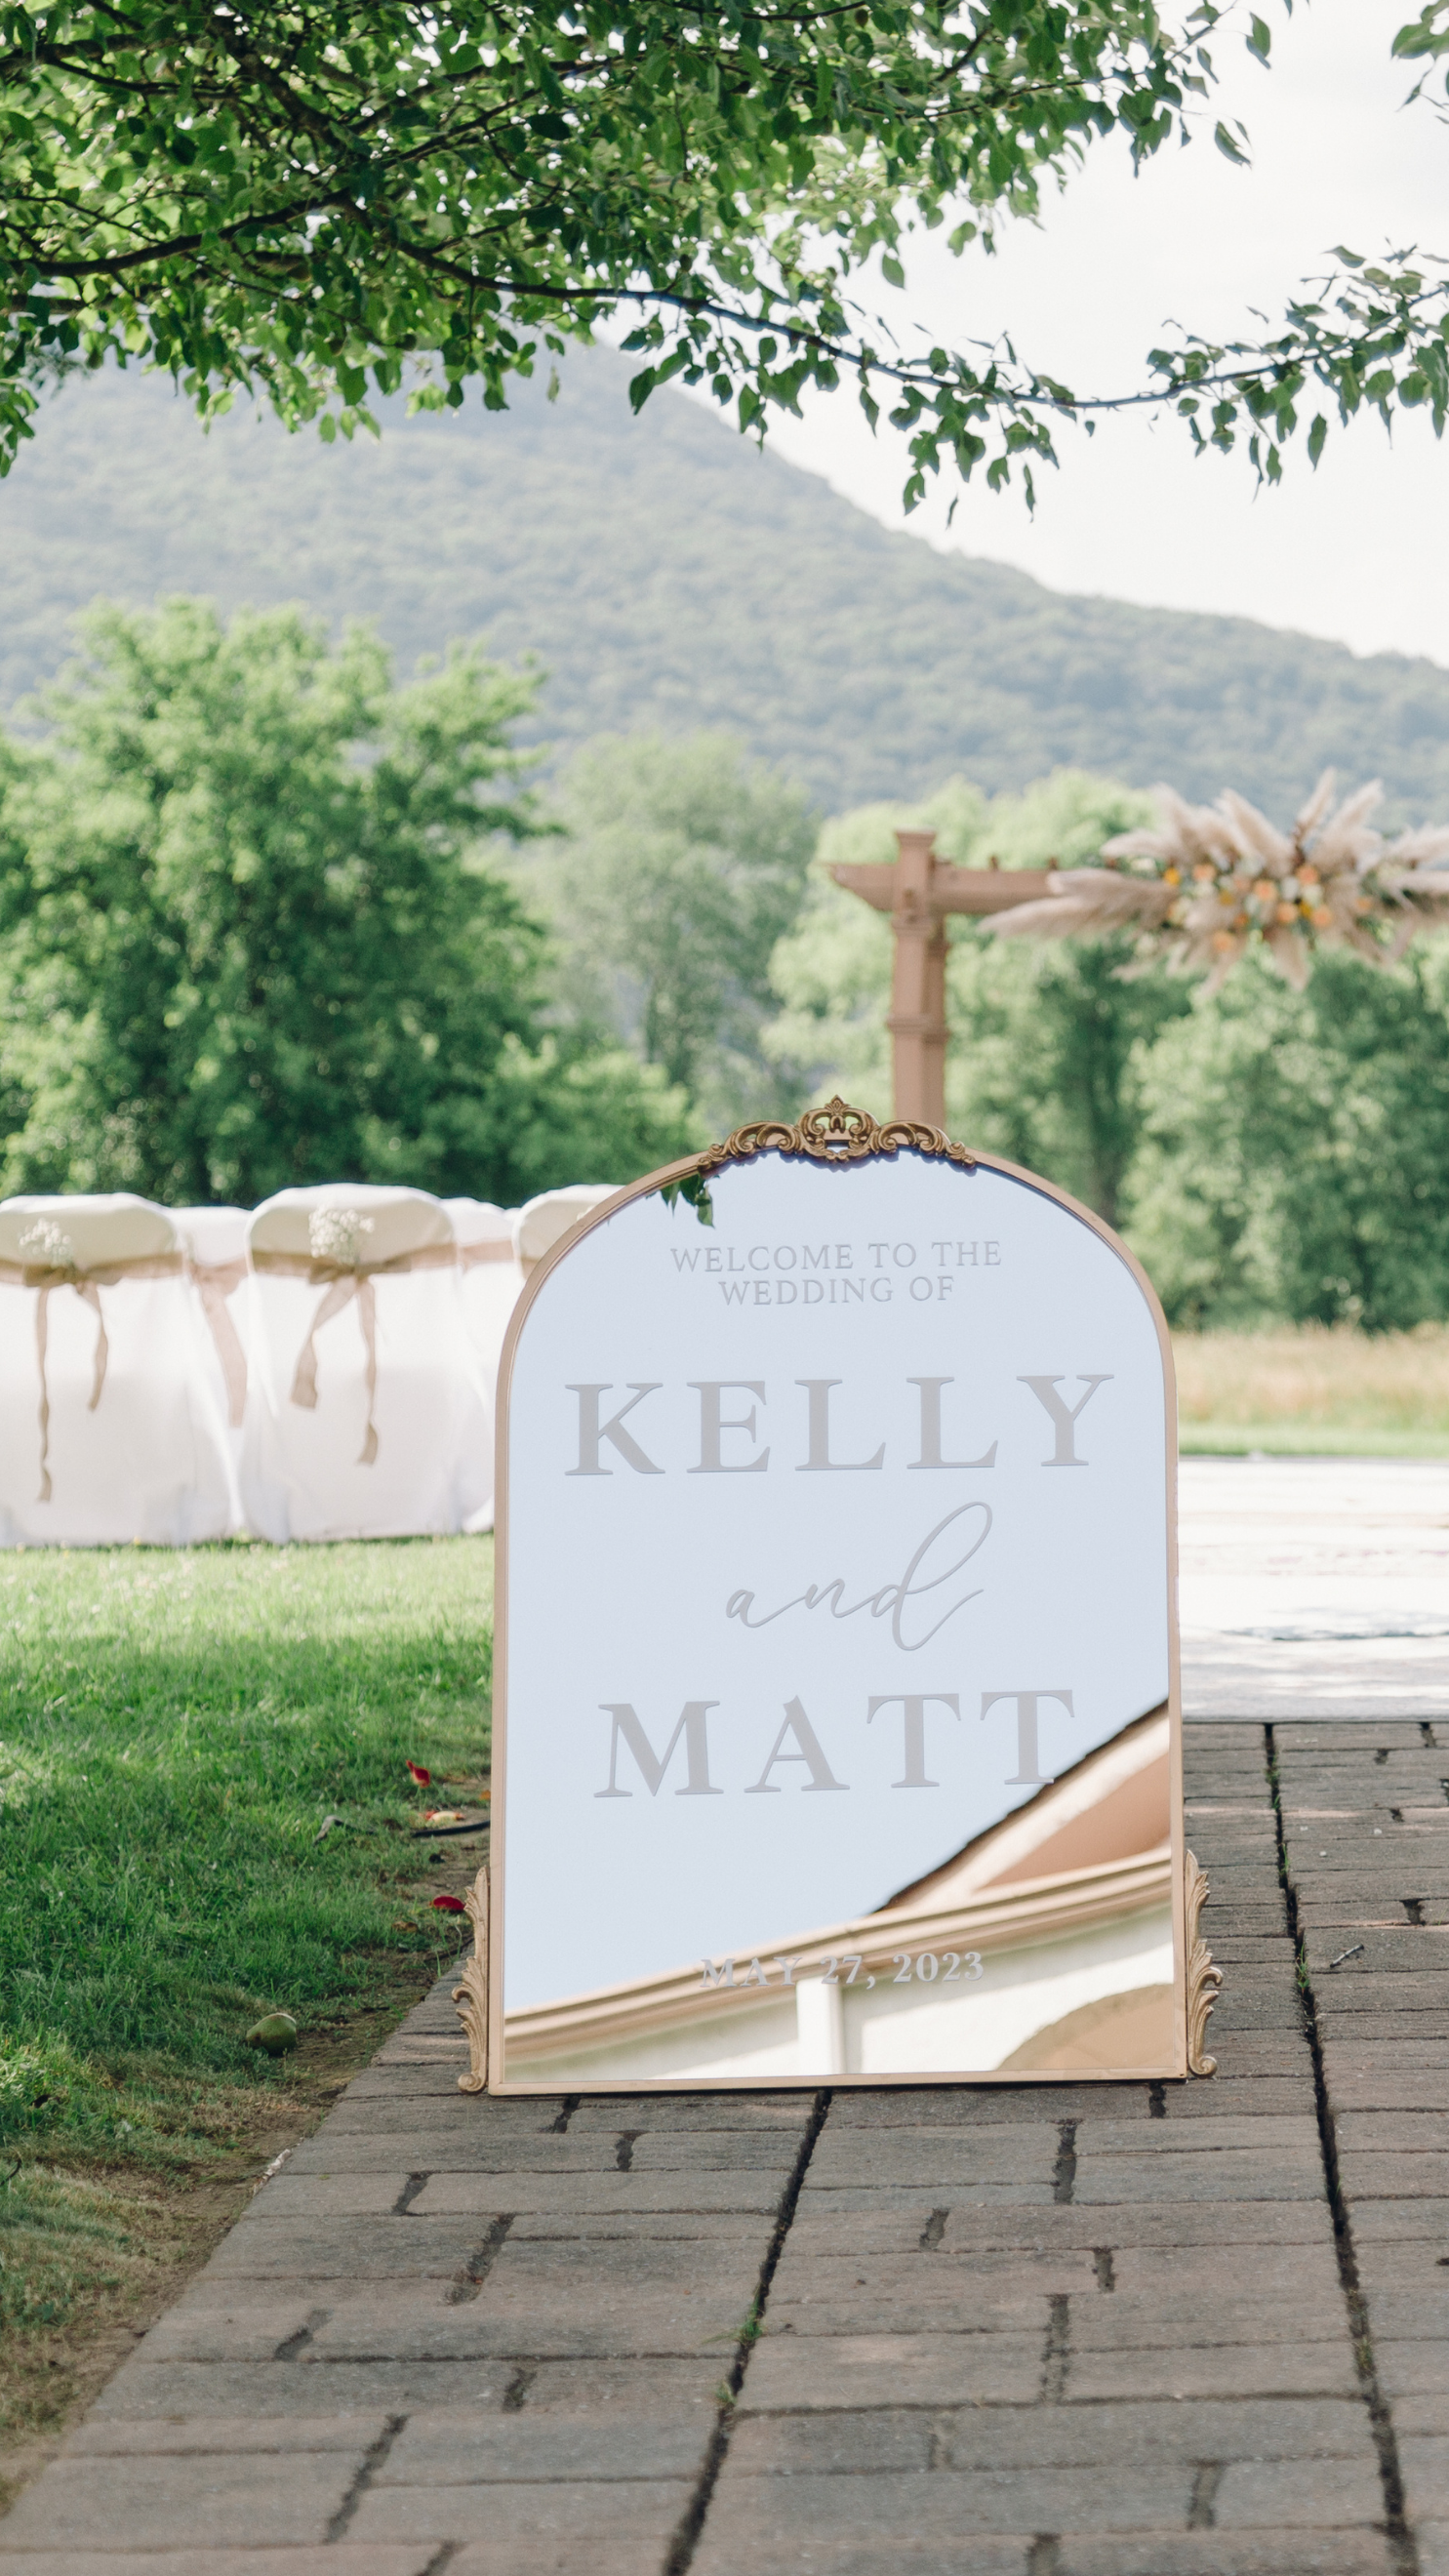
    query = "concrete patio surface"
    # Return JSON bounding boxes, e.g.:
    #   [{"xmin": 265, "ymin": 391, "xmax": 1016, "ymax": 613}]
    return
[{"xmin": 6, "ymin": 1463, "xmax": 1449, "ymax": 2573}]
